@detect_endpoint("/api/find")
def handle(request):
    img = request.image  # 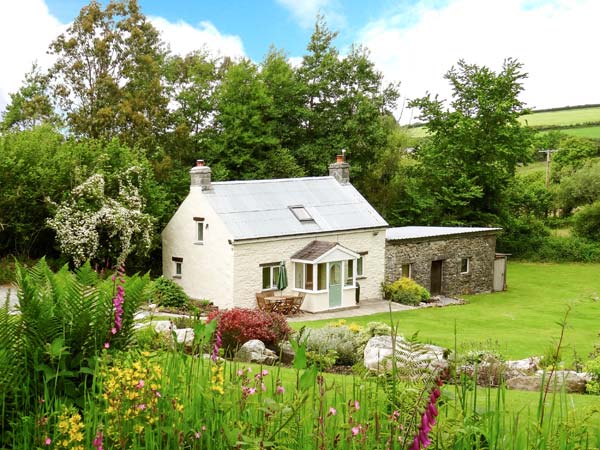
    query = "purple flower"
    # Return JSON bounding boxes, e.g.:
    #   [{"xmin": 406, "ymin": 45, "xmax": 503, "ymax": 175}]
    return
[
  {"xmin": 328, "ymin": 407, "xmax": 337, "ymax": 416},
  {"xmin": 211, "ymin": 328, "xmax": 222, "ymax": 361}
]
